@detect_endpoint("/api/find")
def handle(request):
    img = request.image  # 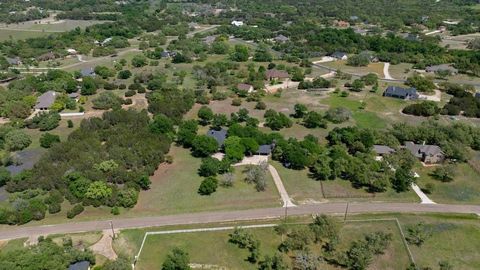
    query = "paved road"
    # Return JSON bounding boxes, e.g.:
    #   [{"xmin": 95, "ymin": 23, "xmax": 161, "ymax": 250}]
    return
[{"xmin": 0, "ymin": 202, "xmax": 478, "ymax": 241}]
